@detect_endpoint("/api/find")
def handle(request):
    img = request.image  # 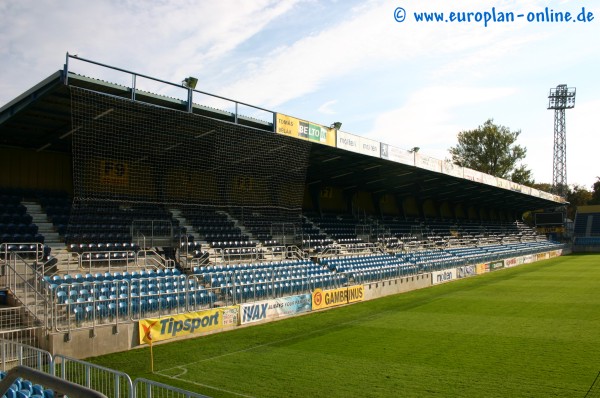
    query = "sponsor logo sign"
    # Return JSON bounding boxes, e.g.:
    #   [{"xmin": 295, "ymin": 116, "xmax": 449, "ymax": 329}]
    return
[
  {"xmin": 476, "ymin": 263, "xmax": 489, "ymax": 274},
  {"xmin": 463, "ymin": 167, "xmax": 483, "ymax": 183},
  {"xmin": 504, "ymin": 257, "xmax": 520, "ymax": 268},
  {"xmin": 312, "ymin": 286, "xmax": 364, "ymax": 310},
  {"xmin": 381, "ymin": 143, "xmax": 414, "ymax": 165},
  {"xmin": 482, "ymin": 173, "xmax": 497, "ymax": 187},
  {"xmin": 442, "ymin": 161, "xmax": 463, "ymax": 178},
  {"xmin": 523, "ymin": 255, "xmax": 534, "ymax": 264},
  {"xmin": 240, "ymin": 294, "xmax": 312, "ymax": 325},
  {"xmin": 358, "ymin": 136, "xmax": 380, "ymax": 157},
  {"xmin": 414, "ymin": 153, "xmax": 442, "ymax": 172},
  {"xmin": 275, "ymin": 113, "xmax": 336, "ymax": 147},
  {"xmin": 489, "ymin": 260, "xmax": 505, "ymax": 271},
  {"xmin": 548, "ymin": 250, "xmax": 562, "ymax": 258},
  {"xmin": 456, "ymin": 265, "xmax": 476, "ymax": 278},
  {"xmin": 432, "ymin": 269, "xmax": 457, "ymax": 285},
  {"xmin": 100, "ymin": 159, "xmax": 129, "ymax": 186},
  {"xmin": 138, "ymin": 306, "xmax": 238, "ymax": 344}
]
